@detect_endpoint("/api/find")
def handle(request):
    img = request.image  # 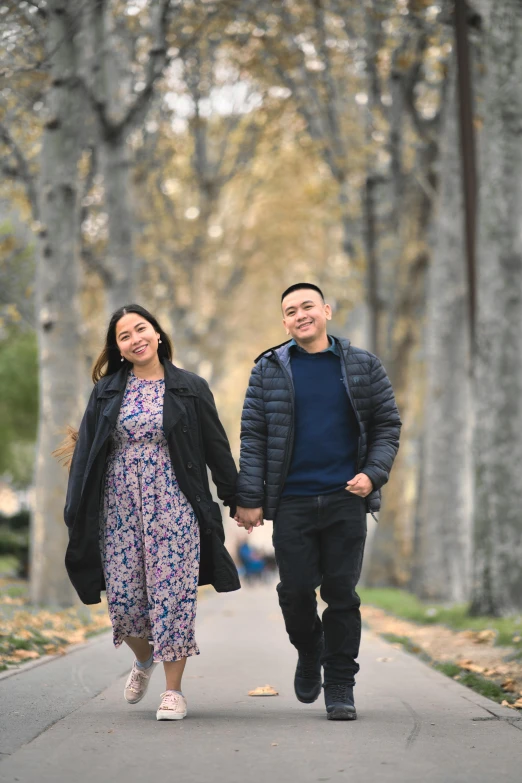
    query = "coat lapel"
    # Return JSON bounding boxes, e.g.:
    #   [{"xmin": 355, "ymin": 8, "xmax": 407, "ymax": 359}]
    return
[
  {"xmin": 162, "ymin": 361, "xmax": 192, "ymax": 438},
  {"xmin": 99, "ymin": 365, "xmax": 129, "ymax": 426},
  {"xmin": 94, "ymin": 361, "xmax": 191, "ymax": 448},
  {"xmin": 163, "ymin": 389, "xmax": 186, "ymax": 438},
  {"xmin": 82, "ymin": 367, "xmax": 128, "ymax": 483}
]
